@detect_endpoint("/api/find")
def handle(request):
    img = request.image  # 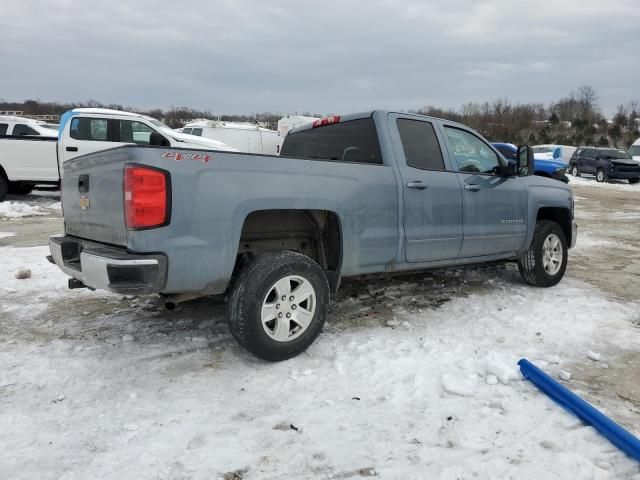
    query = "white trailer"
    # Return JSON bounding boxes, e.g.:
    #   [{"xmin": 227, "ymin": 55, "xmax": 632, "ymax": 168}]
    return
[{"xmin": 182, "ymin": 119, "xmax": 280, "ymax": 155}]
